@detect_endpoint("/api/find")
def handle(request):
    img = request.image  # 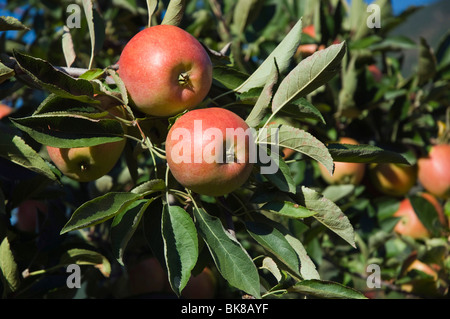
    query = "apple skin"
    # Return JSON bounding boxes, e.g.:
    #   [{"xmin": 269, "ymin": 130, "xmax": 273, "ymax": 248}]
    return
[
  {"xmin": 369, "ymin": 162, "xmax": 417, "ymax": 197},
  {"xmin": 165, "ymin": 107, "xmax": 254, "ymax": 197},
  {"xmin": 393, "ymin": 192, "xmax": 446, "ymax": 239},
  {"xmin": 319, "ymin": 137, "xmax": 366, "ymax": 185},
  {"xmin": 181, "ymin": 267, "xmax": 216, "ymax": 299},
  {"xmin": 46, "ymin": 106, "xmax": 127, "ymax": 182},
  {"xmin": 417, "ymin": 144, "xmax": 450, "ymax": 199},
  {"xmin": 118, "ymin": 25, "xmax": 213, "ymax": 117}
]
